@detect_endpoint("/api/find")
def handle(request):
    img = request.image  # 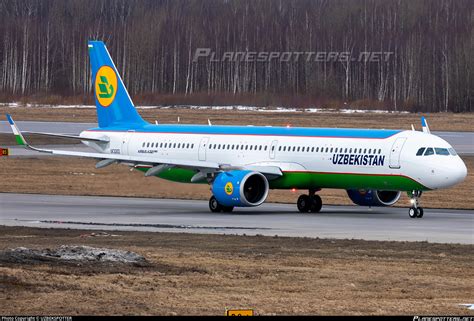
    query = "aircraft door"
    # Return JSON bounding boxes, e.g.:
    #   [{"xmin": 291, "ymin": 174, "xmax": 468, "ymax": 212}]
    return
[
  {"xmin": 389, "ymin": 137, "xmax": 407, "ymax": 169},
  {"xmin": 121, "ymin": 131, "xmax": 133, "ymax": 155},
  {"xmin": 269, "ymin": 140, "xmax": 278, "ymax": 159},
  {"xmin": 198, "ymin": 137, "xmax": 209, "ymax": 161}
]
